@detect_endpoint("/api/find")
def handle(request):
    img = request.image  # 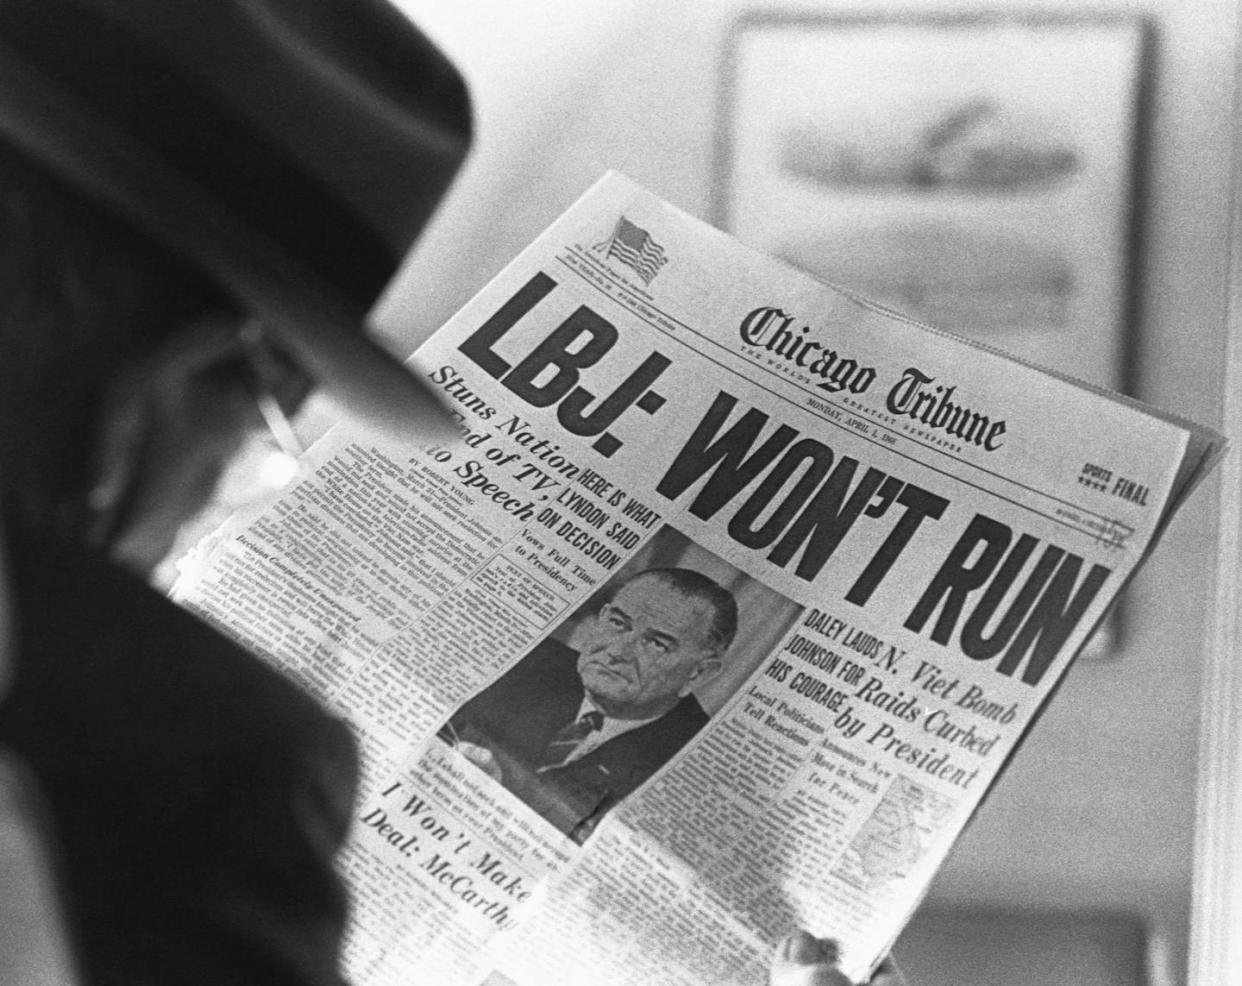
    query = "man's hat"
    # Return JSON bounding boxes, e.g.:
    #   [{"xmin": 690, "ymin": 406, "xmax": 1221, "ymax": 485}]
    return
[{"xmin": 0, "ymin": 0, "xmax": 471, "ymax": 430}]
